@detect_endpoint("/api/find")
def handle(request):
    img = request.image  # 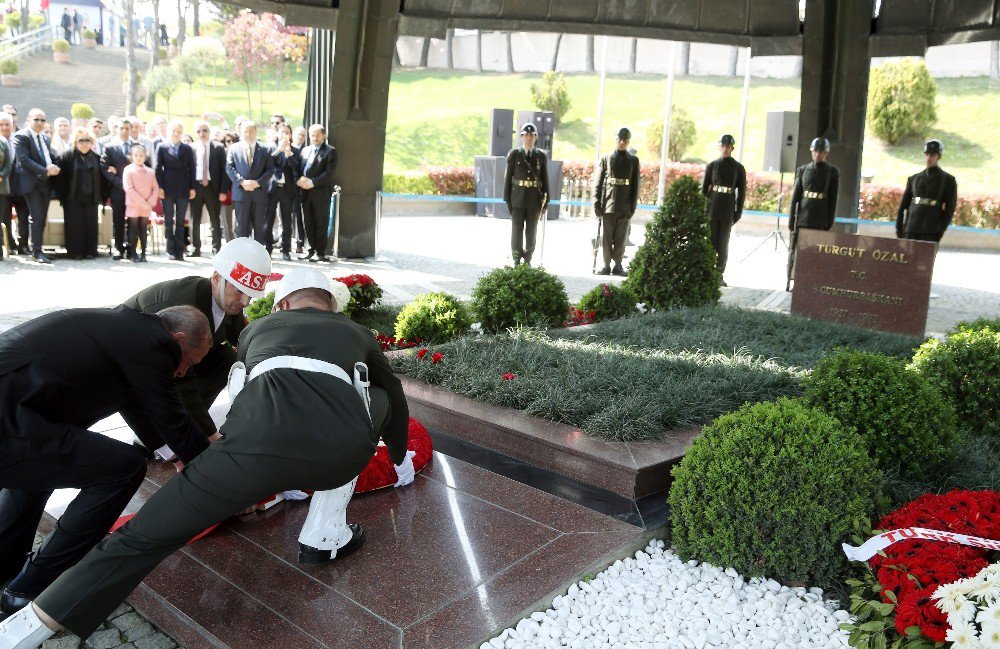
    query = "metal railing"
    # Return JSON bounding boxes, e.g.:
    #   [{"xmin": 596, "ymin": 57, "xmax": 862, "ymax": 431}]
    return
[{"xmin": 0, "ymin": 24, "xmax": 59, "ymax": 64}]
